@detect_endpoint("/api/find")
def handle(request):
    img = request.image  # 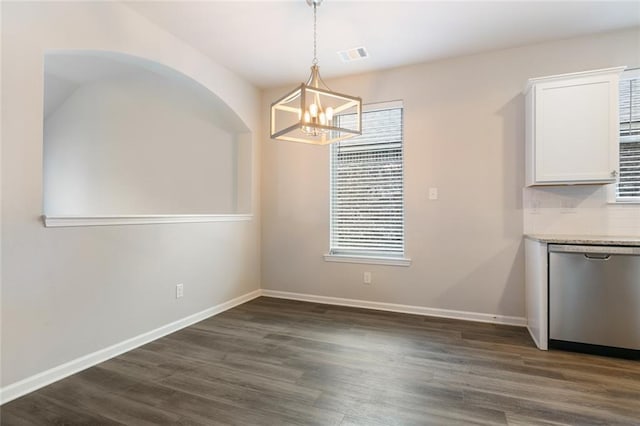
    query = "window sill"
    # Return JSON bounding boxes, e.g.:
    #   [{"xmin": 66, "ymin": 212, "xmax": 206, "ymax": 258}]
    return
[
  {"xmin": 43, "ymin": 214, "xmax": 253, "ymax": 228},
  {"xmin": 607, "ymin": 200, "xmax": 640, "ymax": 205},
  {"xmin": 323, "ymin": 253, "xmax": 412, "ymax": 267}
]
